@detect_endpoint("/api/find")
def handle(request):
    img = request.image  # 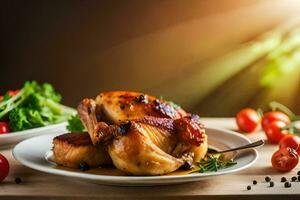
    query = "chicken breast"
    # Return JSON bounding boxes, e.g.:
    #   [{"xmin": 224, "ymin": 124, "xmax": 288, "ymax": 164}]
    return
[
  {"xmin": 95, "ymin": 91, "xmax": 187, "ymax": 123},
  {"xmin": 53, "ymin": 132, "xmax": 111, "ymax": 168}
]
